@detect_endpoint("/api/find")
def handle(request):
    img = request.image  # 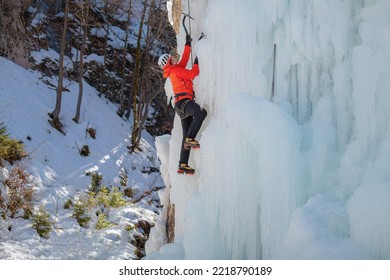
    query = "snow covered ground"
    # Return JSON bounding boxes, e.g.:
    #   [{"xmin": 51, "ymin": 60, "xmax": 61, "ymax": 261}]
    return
[{"xmin": 0, "ymin": 56, "xmax": 164, "ymax": 259}]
